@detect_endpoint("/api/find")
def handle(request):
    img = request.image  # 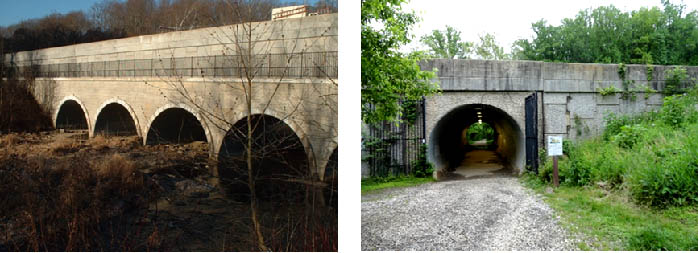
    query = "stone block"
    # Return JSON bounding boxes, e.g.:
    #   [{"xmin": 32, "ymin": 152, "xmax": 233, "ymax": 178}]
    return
[
  {"xmin": 595, "ymin": 93, "xmax": 619, "ymax": 105},
  {"xmin": 544, "ymin": 93, "xmax": 567, "ymax": 104},
  {"xmin": 568, "ymin": 93, "xmax": 597, "ymax": 118},
  {"xmin": 545, "ymin": 104, "xmax": 567, "ymax": 134}
]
